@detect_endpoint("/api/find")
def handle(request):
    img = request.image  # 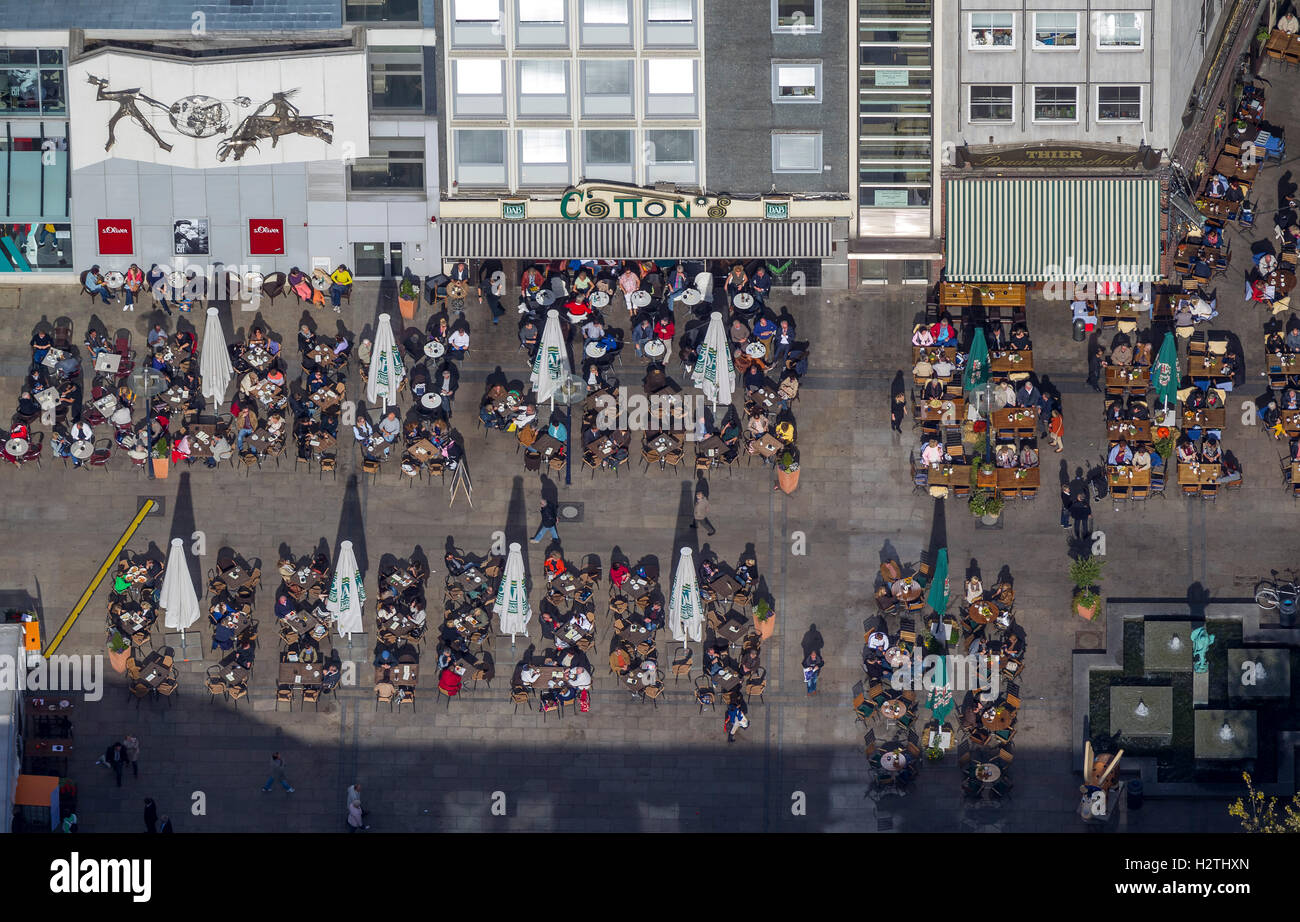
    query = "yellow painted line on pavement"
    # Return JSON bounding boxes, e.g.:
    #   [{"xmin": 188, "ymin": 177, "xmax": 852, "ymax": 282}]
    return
[{"xmin": 44, "ymin": 500, "xmax": 155, "ymax": 656}]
